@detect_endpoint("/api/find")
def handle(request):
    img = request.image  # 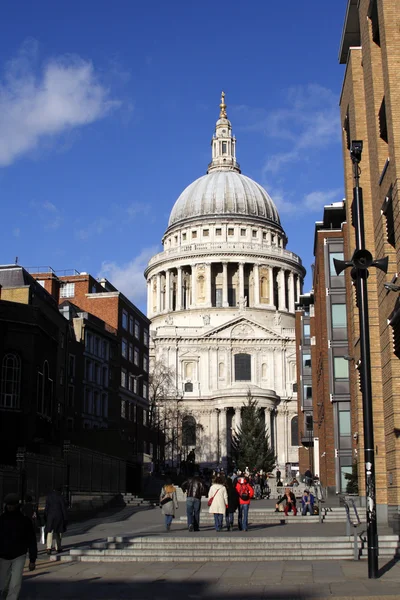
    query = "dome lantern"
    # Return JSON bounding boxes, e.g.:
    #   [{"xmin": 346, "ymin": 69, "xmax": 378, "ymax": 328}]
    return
[{"xmin": 208, "ymin": 92, "xmax": 241, "ymax": 174}]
